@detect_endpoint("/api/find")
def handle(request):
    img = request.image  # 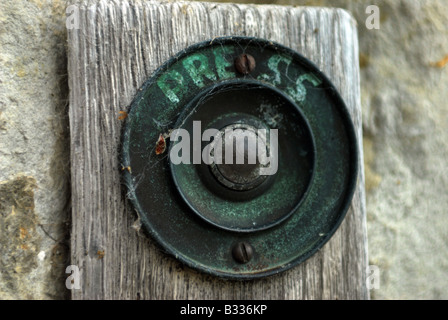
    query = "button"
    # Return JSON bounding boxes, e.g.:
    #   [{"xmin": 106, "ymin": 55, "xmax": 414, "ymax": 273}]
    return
[{"xmin": 121, "ymin": 36, "xmax": 358, "ymax": 279}]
